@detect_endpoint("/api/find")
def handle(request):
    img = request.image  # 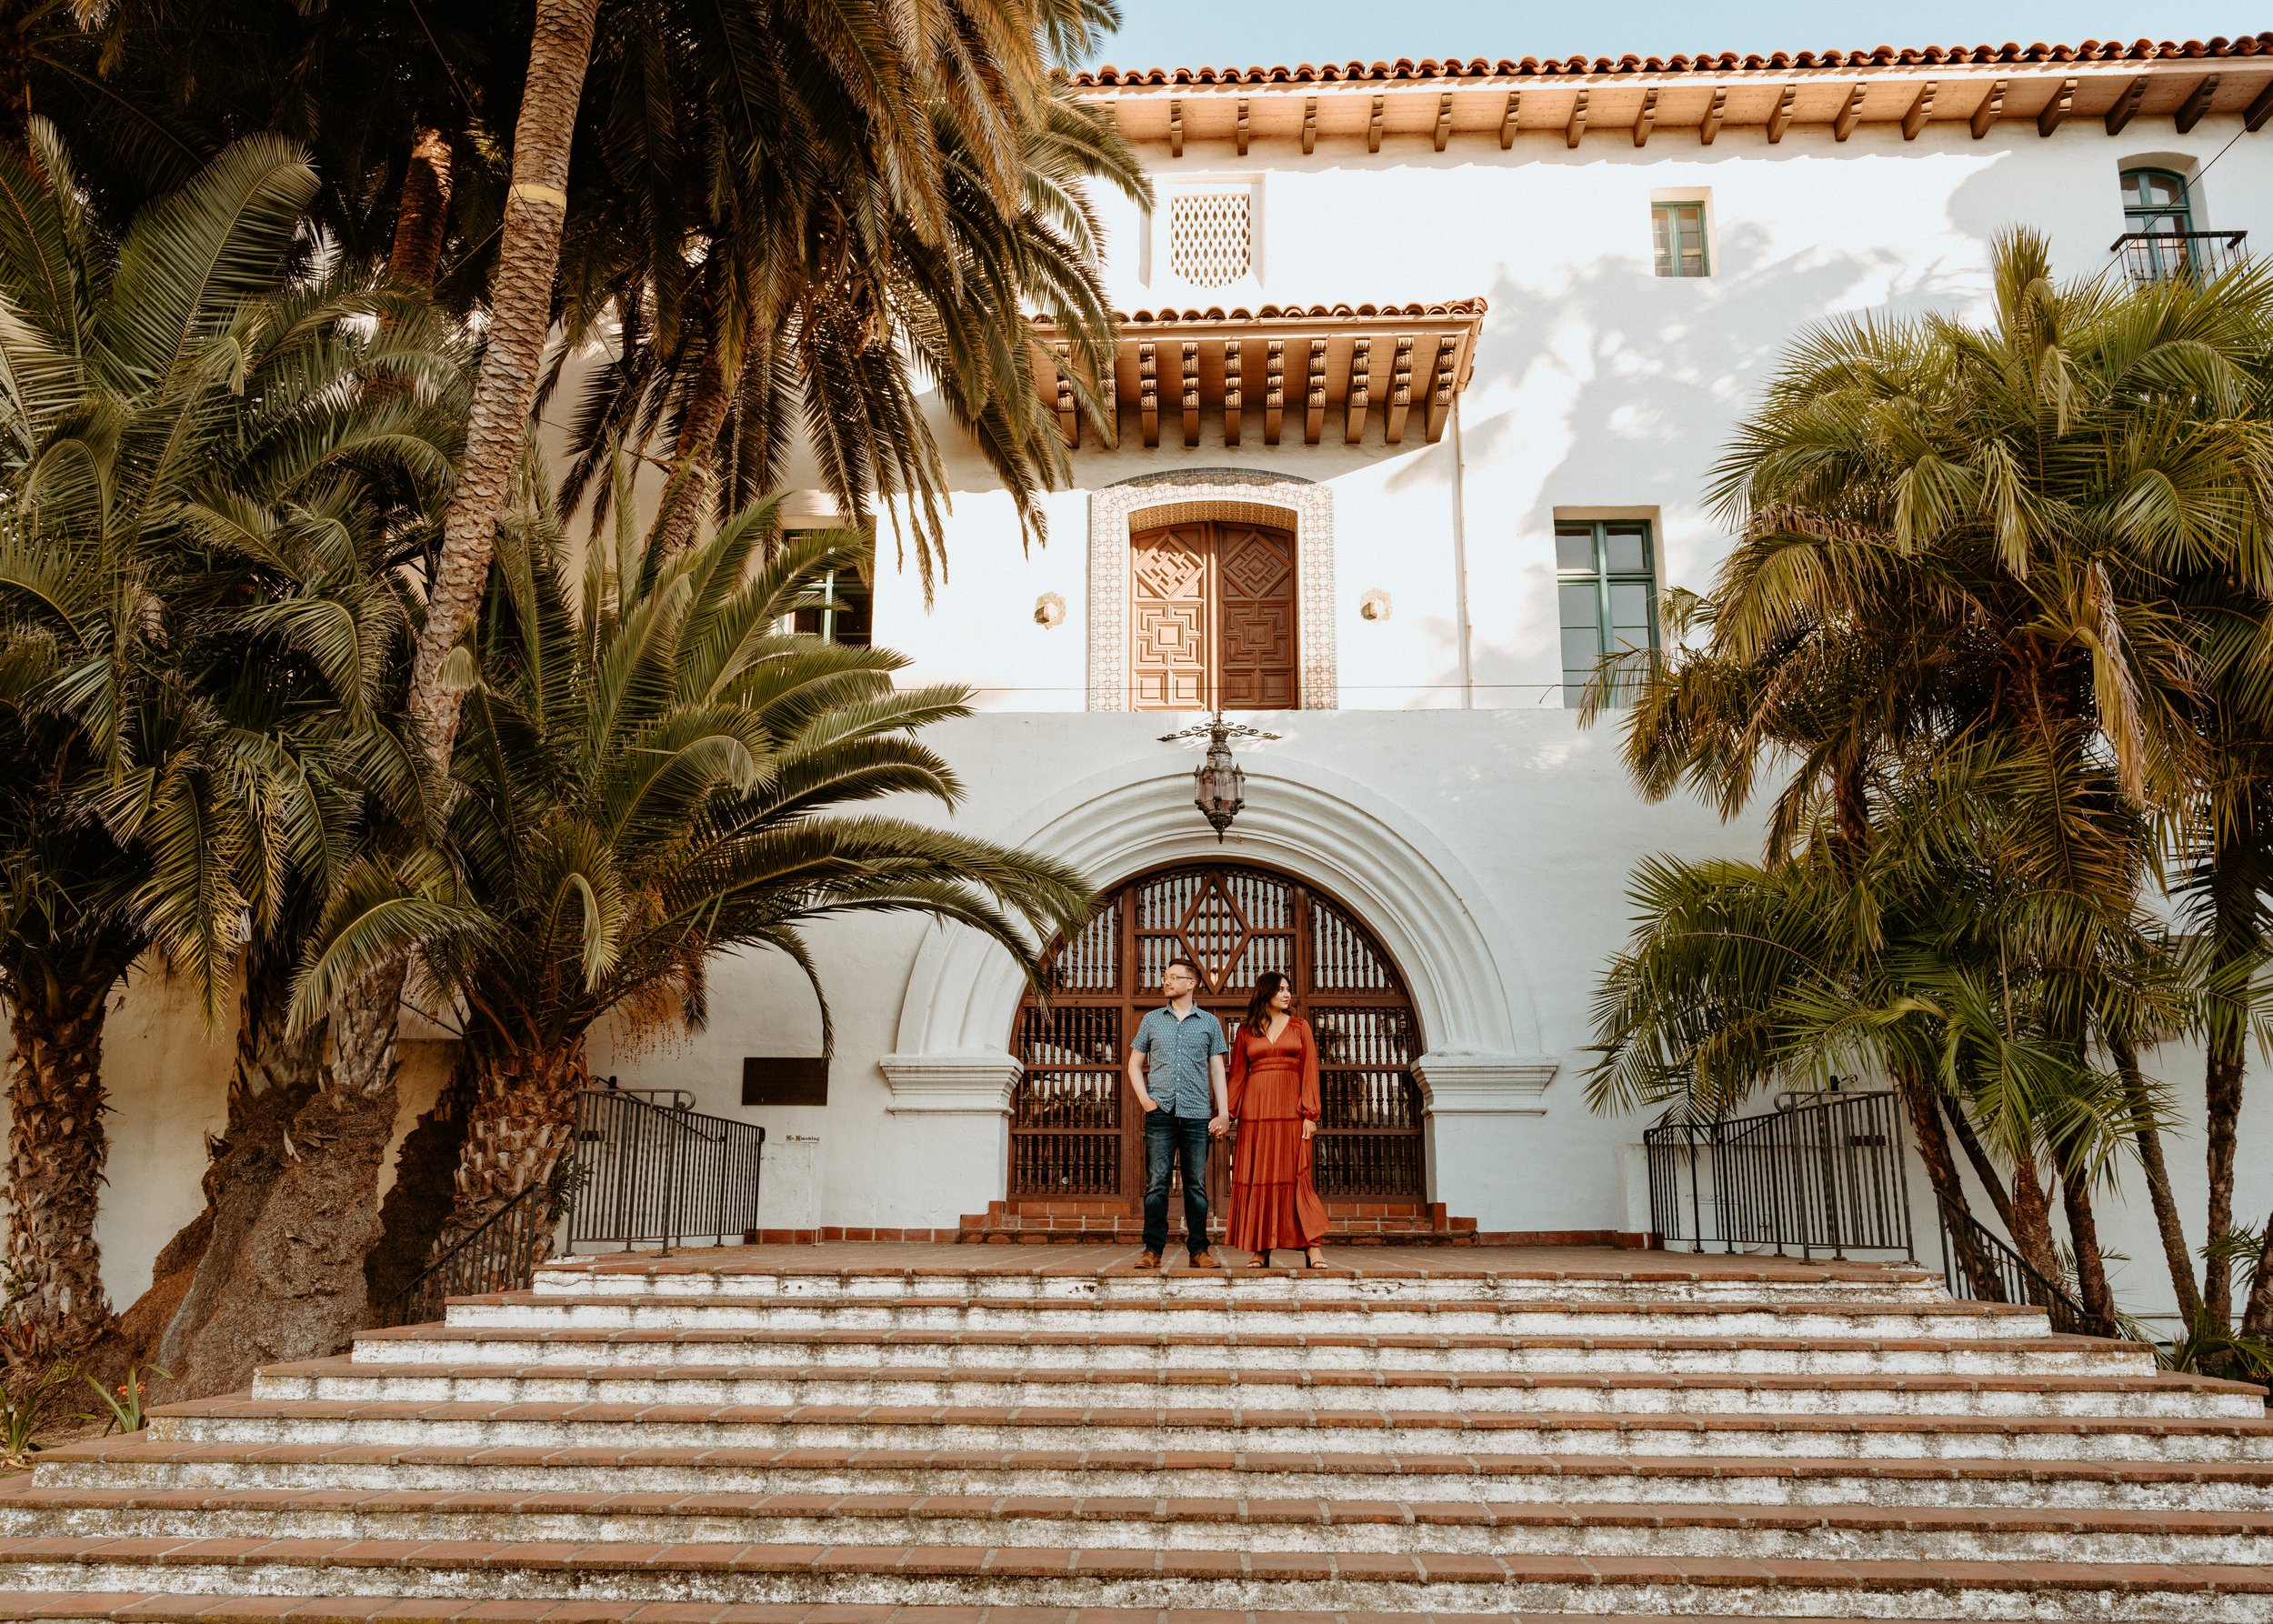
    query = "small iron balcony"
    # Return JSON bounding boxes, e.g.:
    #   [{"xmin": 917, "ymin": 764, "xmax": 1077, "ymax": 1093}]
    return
[{"xmin": 2111, "ymin": 229, "xmax": 2248, "ymax": 284}]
